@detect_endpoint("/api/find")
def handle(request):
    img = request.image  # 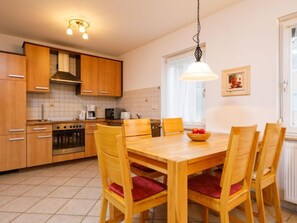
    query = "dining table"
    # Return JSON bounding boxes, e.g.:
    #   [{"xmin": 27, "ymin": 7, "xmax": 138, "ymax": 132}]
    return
[{"xmin": 126, "ymin": 132, "xmax": 230, "ymax": 223}]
